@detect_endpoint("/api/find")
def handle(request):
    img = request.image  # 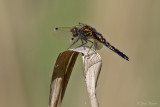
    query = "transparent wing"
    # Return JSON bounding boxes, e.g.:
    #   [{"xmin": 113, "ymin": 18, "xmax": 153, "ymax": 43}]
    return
[
  {"xmin": 53, "ymin": 27, "xmax": 73, "ymax": 40},
  {"xmin": 54, "ymin": 27, "xmax": 82, "ymax": 49},
  {"xmin": 93, "ymin": 39, "xmax": 103, "ymax": 50},
  {"xmin": 68, "ymin": 36, "xmax": 81, "ymax": 49},
  {"xmin": 78, "ymin": 22, "xmax": 87, "ymax": 26},
  {"xmin": 53, "ymin": 23, "xmax": 85, "ymax": 40}
]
